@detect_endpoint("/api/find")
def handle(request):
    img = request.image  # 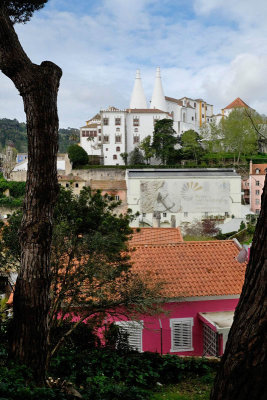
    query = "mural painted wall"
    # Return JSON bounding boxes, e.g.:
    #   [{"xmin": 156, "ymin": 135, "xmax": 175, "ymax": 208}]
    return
[{"xmin": 140, "ymin": 179, "xmax": 230, "ymax": 214}]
